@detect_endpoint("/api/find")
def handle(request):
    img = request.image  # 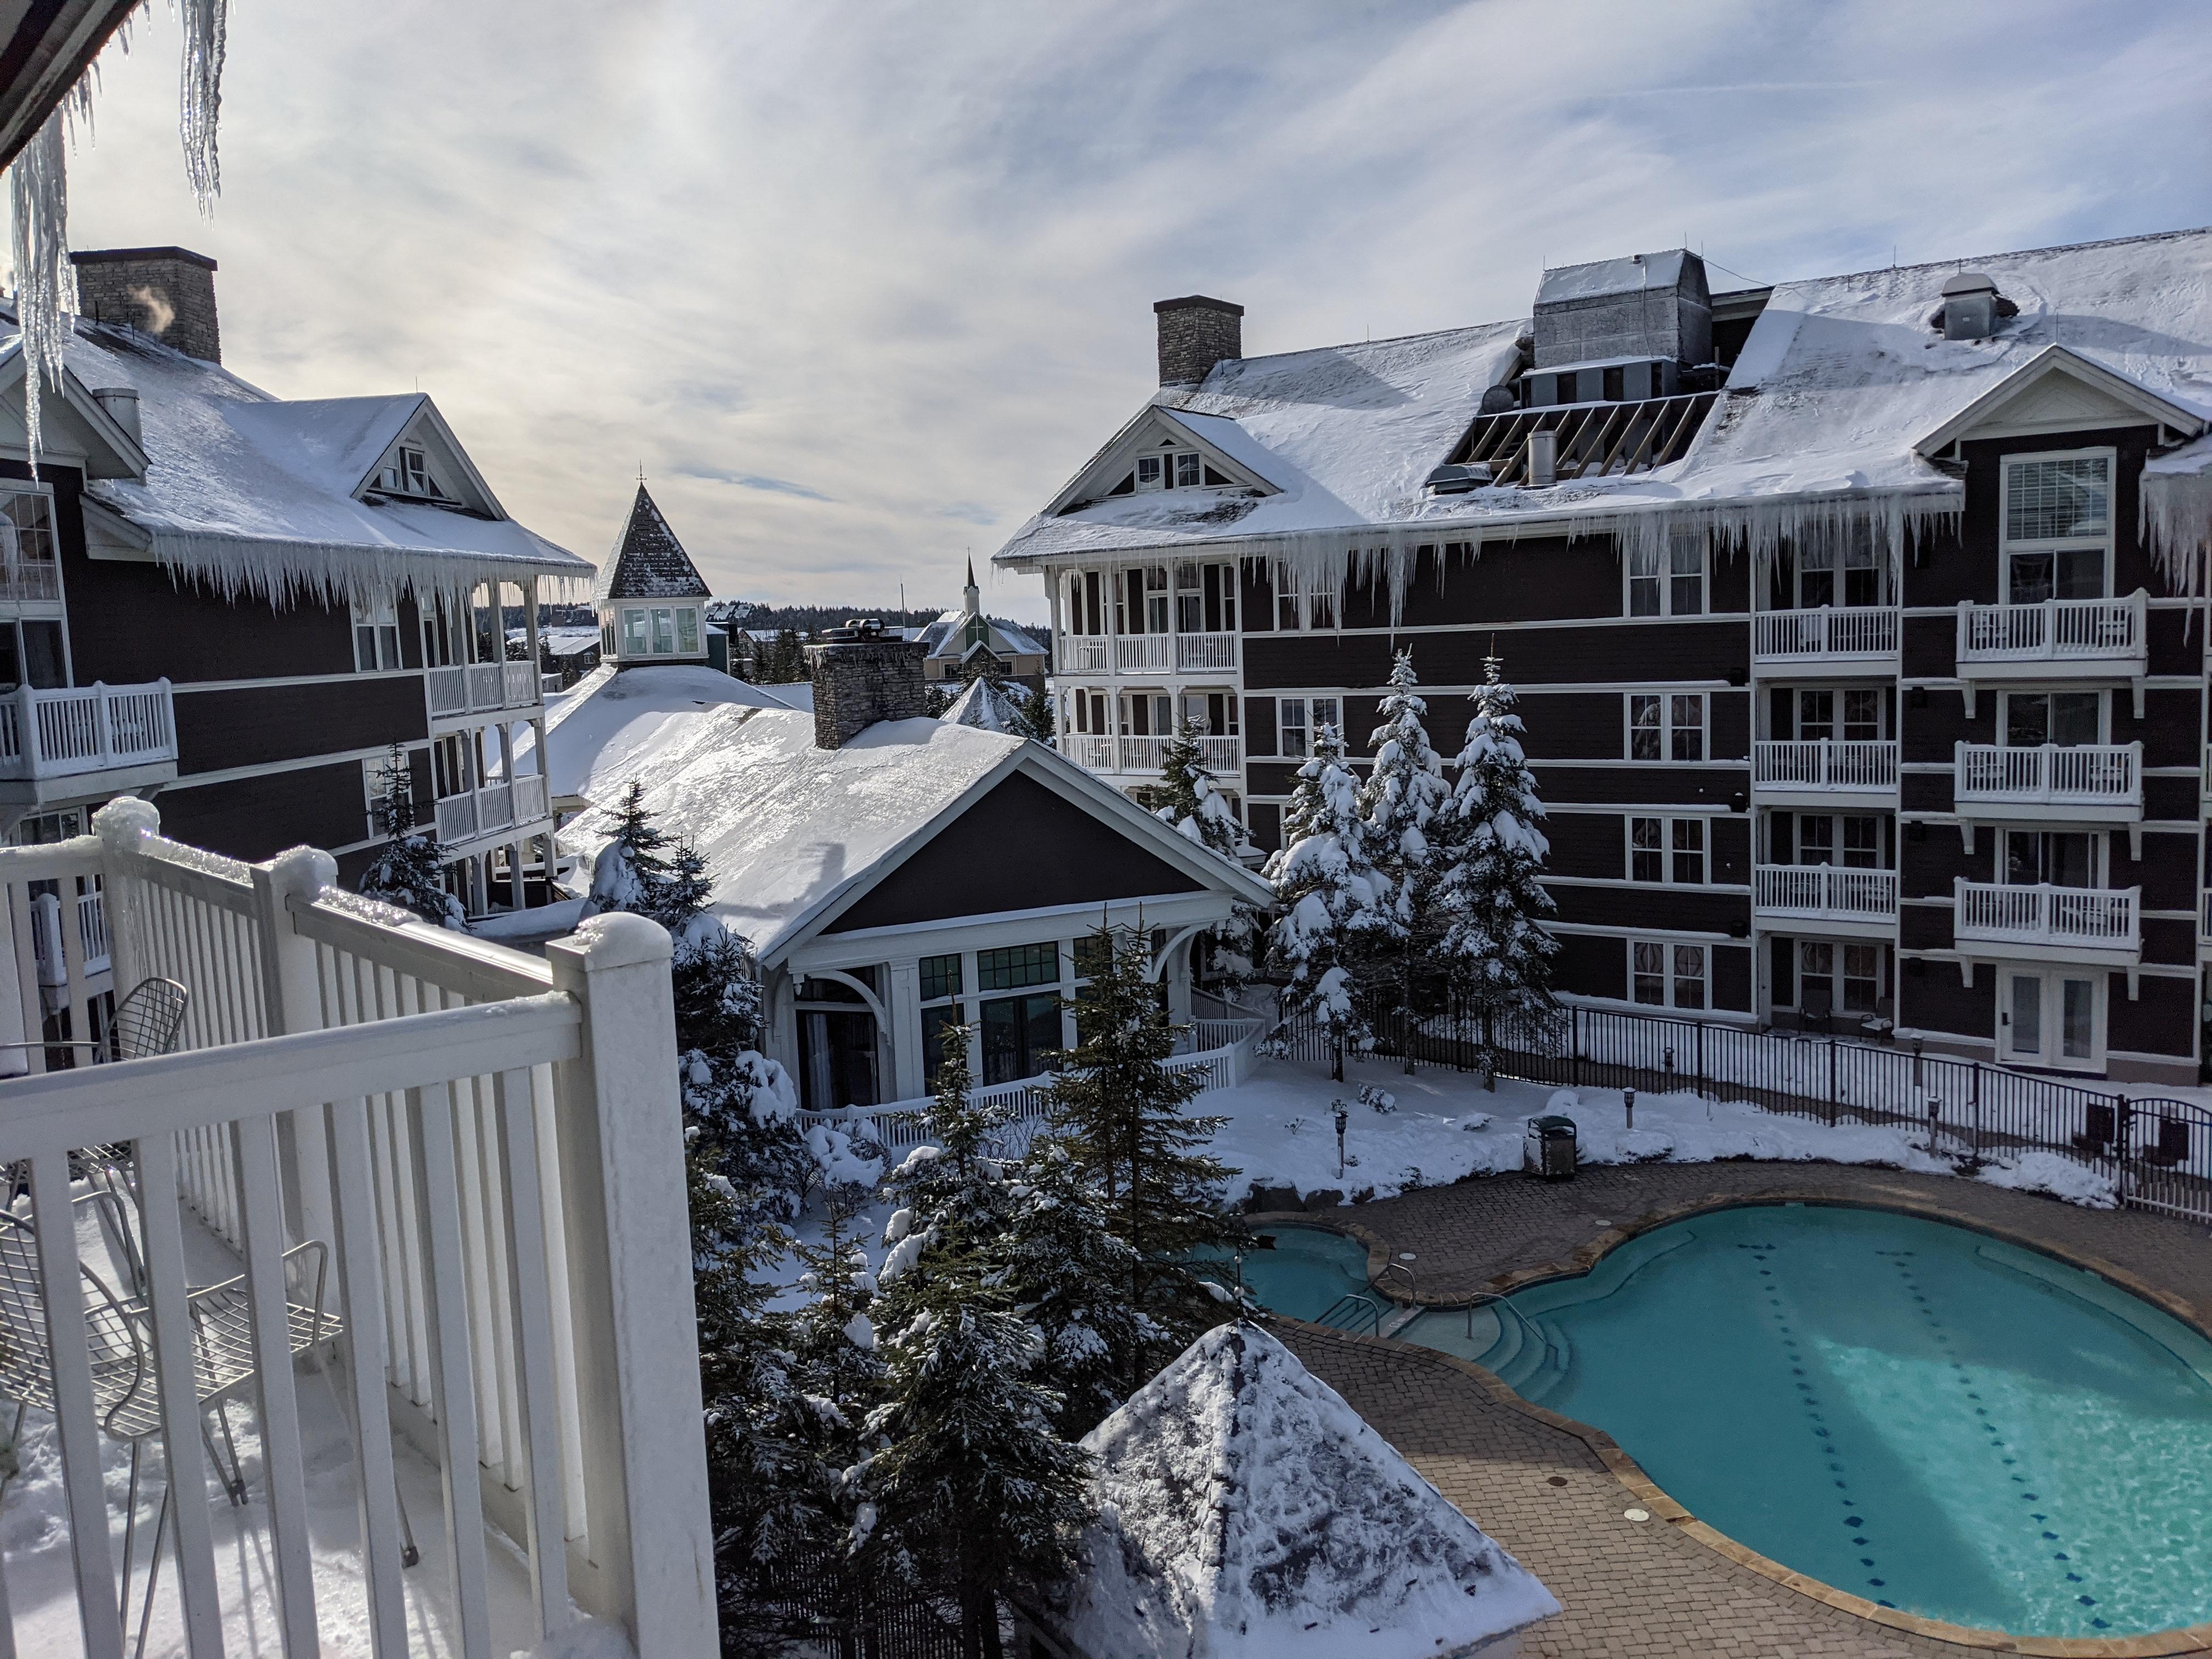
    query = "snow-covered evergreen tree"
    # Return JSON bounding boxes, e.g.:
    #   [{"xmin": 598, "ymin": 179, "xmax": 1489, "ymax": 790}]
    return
[
  {"xmin": 1000, "ymin": 1141, "xmax": 1151, "ymax": 1438},
  {"xmin": 1361, "ymin": 650, "xmax": 1455, "ymax": 1063},
  {"xmin": 1144, "ymin": 719, "xmax": 1252, "ymax": 863},
  {"xmin": 1437, "ymin": 656, "xmax": 1559, "ymax": 1060},
  {"xmin": 859, "ymin": 1259, "xmax": 1091, "ymax": 1657},
  {"xmin": 878, "ymin": 1031, "xmax": 1013, "ymax": 1283},
  {"xmin": 1262, "ymin": 723, "xmax": 1384, "ymax": 1079},
  {"xmin": 1042, "ymin": 927, "xmax": 1239, "ymax": 1382},
  {"xmin": 358, "ymin": 744, "xmax": 465, "ymax": 928}
]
